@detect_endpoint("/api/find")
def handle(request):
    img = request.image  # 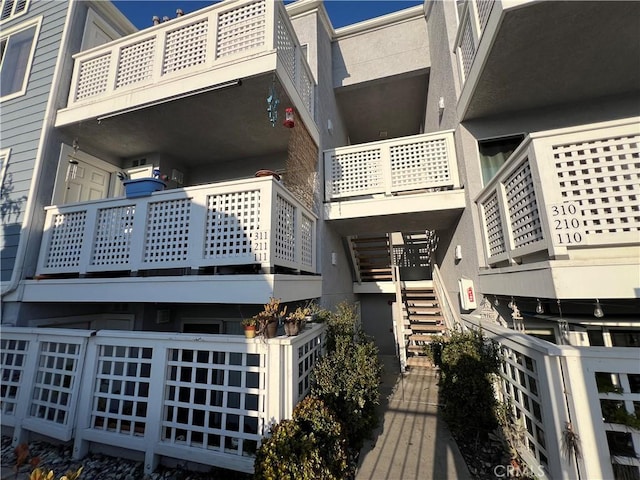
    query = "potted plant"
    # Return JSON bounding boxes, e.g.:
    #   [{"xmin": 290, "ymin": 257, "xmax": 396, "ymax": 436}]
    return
[
  {"xmin": 283, "ymin": 306, "xmax": 310, "ymax": 336},
  {"xmin": 256, "ymin": 297, "xmax": 287, "ymax": 339},
  {"xmin": 241, "ymin": 317, "xmax": 257, "ymax": 339}
]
